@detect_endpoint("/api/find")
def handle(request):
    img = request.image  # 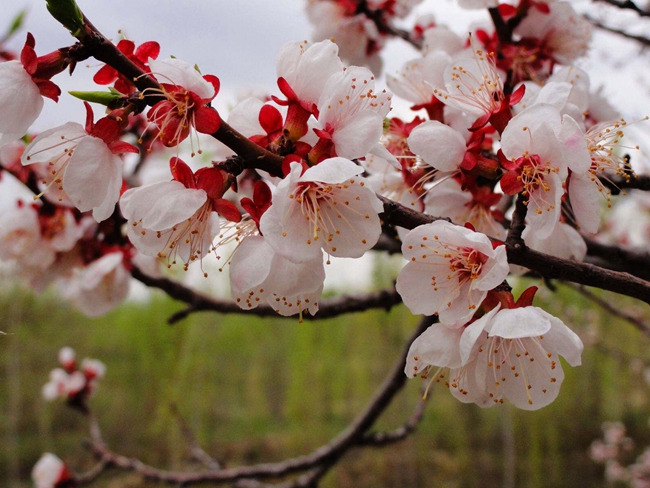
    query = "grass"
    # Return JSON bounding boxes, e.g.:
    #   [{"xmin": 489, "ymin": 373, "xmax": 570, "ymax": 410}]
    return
[{"xmin": 2, "ymin": 279, "xmax": 650, "ymax": 487}]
